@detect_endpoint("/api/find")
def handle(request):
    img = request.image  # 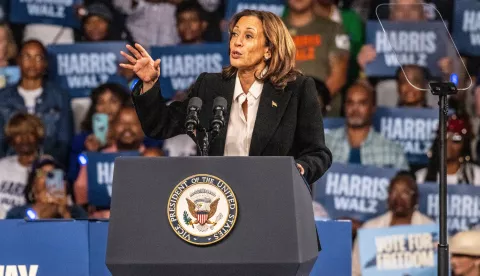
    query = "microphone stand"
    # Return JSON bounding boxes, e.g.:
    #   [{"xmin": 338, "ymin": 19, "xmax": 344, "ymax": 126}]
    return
[
  {"xmin": 429, "ymin": 81, "xmax": 457, "ymax": 276},
  {"xmin": 187, "ymin": 129, "xmax": 204, "ymax": 156}
]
